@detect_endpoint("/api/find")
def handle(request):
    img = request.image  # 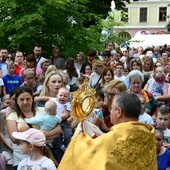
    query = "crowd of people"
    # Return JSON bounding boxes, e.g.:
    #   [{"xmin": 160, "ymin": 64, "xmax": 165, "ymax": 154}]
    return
[{"xmin": 0, "ymin": 43, "xmax": 170, "ymax": 169}]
